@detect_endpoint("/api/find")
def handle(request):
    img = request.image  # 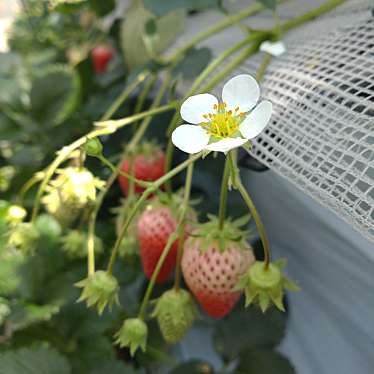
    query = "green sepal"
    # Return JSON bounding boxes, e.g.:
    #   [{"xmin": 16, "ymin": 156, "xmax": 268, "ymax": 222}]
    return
[
  {"xmin": 75, "ymin": 271, "xmax": 119, "ymax": 315},
  {"xmin": 188, "ymin": 214, "xmax": 251, "ymax": 254},
  {"xmin": 236, "ymin": 260, "xmax": 300, "ymax": 313},
  {"xmin": 114, "ymin": 318, "xmax": 148, "ymax": 356}
]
